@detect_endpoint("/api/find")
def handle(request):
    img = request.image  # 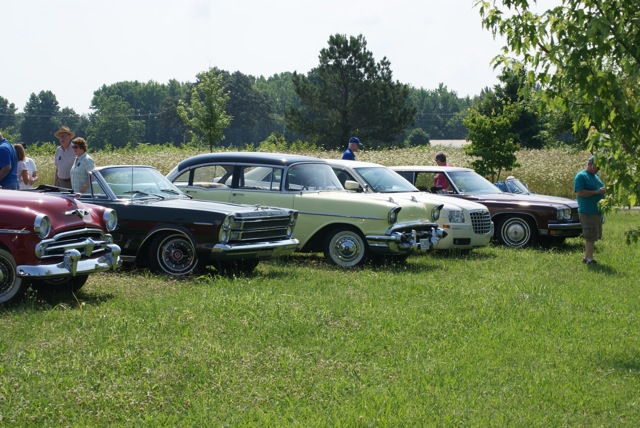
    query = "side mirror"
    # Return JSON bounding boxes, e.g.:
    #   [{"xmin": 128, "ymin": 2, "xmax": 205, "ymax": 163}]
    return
[{"xmin": 344, "ymin": 180, "xmax": 361, "ymax": 191}]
